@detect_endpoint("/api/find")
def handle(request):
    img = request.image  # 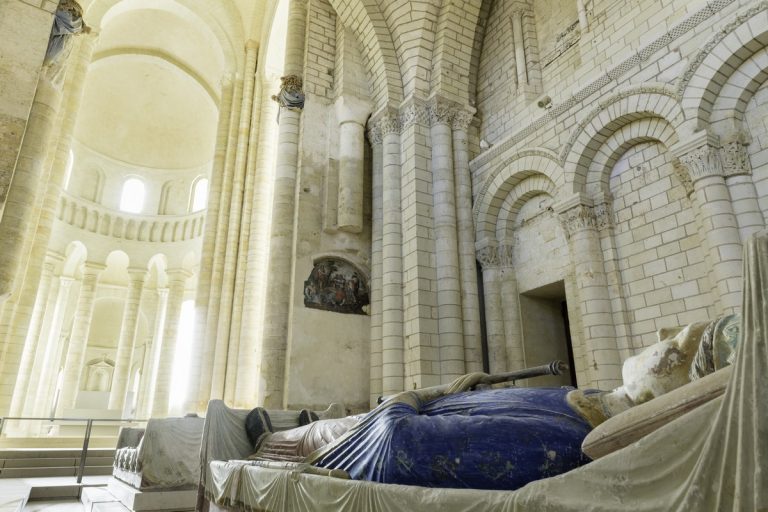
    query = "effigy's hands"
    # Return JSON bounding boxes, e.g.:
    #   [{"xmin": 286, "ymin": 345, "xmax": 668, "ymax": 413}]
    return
[{"xmin": 447, "ymin": 372, "xmax": 490, "ymax": 395}]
